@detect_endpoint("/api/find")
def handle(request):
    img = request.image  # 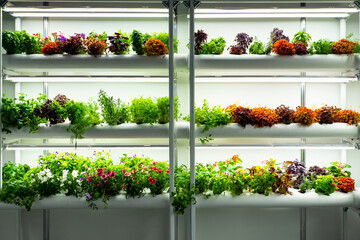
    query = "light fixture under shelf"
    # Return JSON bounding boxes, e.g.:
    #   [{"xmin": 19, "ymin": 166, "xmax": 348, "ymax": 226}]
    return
[
  {"xmin": 194, "ymin": 8, "xmax": 357, "ymax": 19},
  {"xmin": 5, "ymin": 76, "xmax": 169, "ymax": 83},
  {"xmin": 4, "ymin": 144, "xmax": 169, "ymax": 150},
  {"xmin": 195, "ymin": 76, "xmax": 357, "ymax": 83},
  {"xmin": 4, "ymin": 7, "xmax": 168, "ymax": 18},
  {"xmin": 195, "ymin": 143, "xmax": 355, "ymax": 150}
]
